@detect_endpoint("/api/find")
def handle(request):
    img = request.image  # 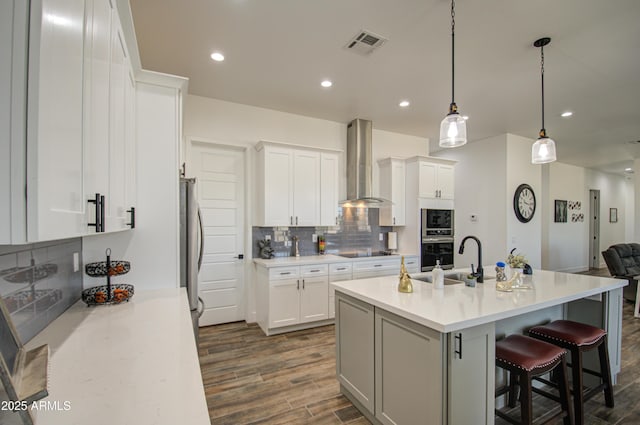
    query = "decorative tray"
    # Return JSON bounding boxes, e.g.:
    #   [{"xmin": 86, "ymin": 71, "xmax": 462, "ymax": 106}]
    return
[
  {"xmin": 85, "ymin": 261, "xmax": 130, "ymax": 277},
  {"xmin": 81, "ymin": 284, "xmax": 134, "ymax": 306}
]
